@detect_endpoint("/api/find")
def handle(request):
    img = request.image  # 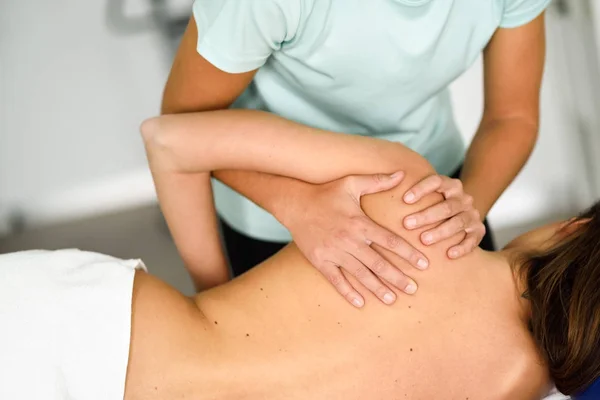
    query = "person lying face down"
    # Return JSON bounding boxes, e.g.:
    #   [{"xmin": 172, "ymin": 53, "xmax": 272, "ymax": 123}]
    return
[
  {"xmin": 1, "ymin": 110, "xmax": 599, "ymax": 400},
  {"xmin": 507, "ymin": 203, "xmax": 600, "ymax": 396}
]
